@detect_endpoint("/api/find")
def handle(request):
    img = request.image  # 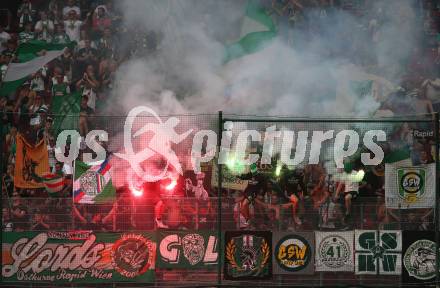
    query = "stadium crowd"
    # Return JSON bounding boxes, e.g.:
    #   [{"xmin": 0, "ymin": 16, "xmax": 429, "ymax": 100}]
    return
[{"xmin": 1, "ymin": 0, "xmax": 440, "ymax": 232}]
